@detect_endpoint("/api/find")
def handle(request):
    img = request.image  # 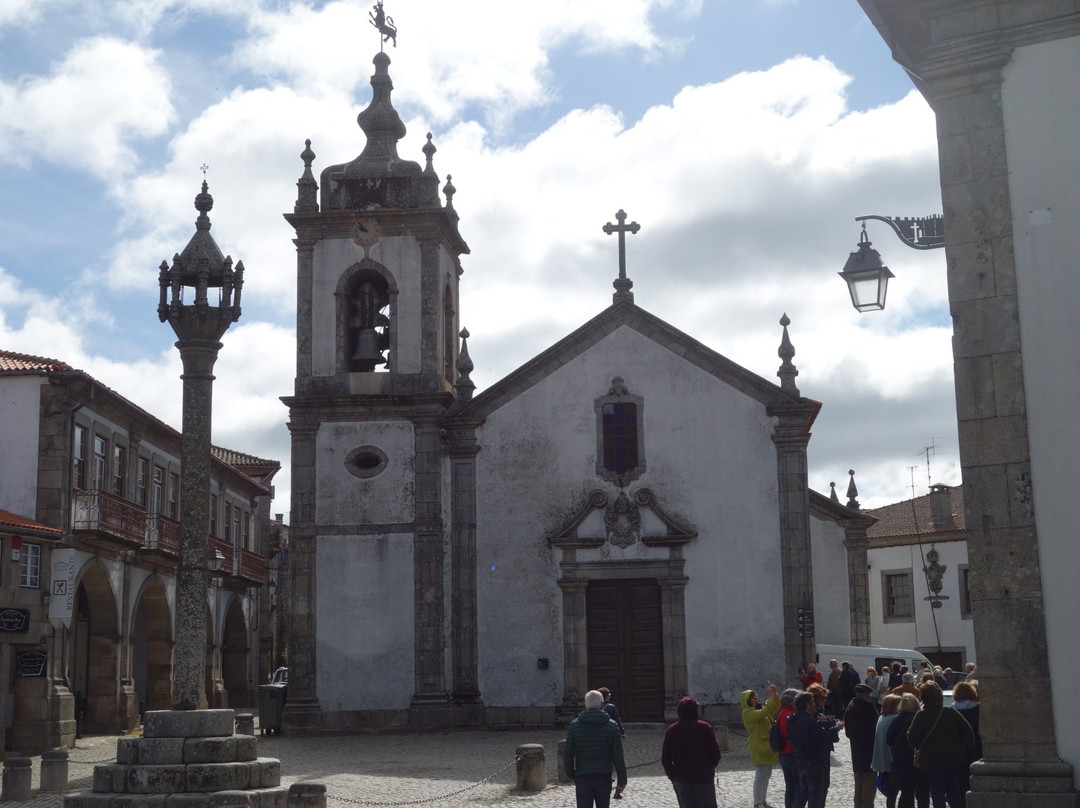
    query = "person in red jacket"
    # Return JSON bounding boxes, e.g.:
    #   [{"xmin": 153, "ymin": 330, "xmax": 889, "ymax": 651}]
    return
[
  {"xmin": 775, "ymin": 688, "xmax": 803, "ymax": 808},
  {"xmin": 661, "ymin": 696, "xmax": 722, "ymax": 808}
]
